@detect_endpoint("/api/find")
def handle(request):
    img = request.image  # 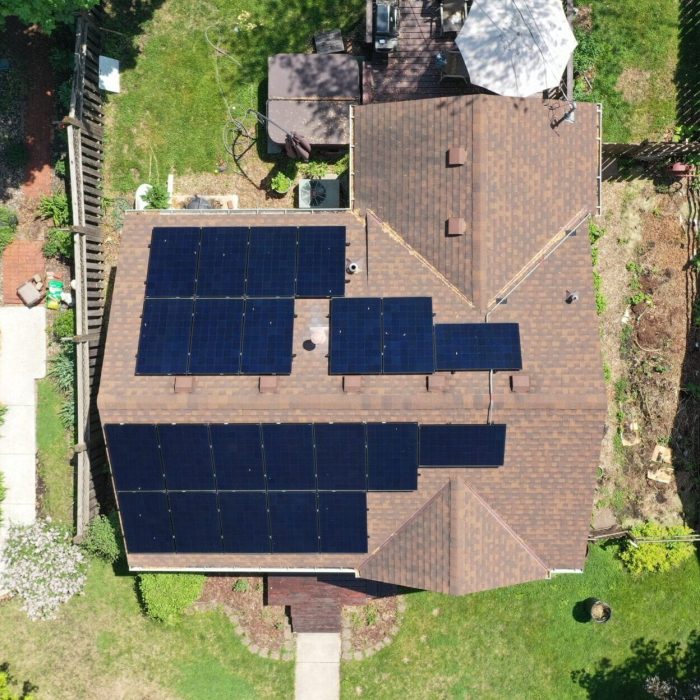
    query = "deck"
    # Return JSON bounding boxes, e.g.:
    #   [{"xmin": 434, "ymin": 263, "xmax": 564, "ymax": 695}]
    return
[{"xmin": 367, "ymin": 0, "xmax": 486, "ymax": 102}]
